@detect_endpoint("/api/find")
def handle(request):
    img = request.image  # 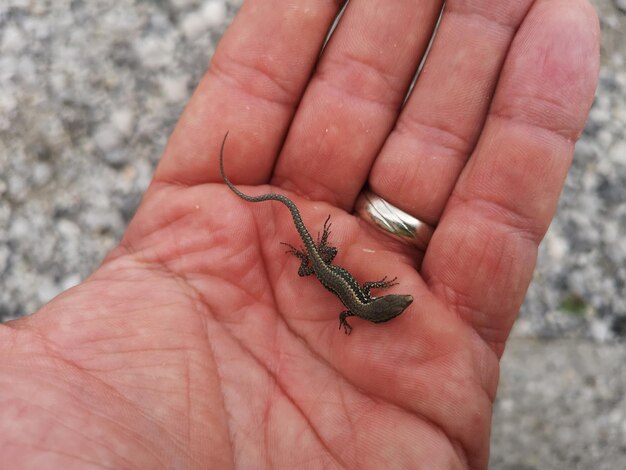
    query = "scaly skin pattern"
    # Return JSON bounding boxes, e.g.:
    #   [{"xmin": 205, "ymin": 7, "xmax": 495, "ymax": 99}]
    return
[{"xmin": 219, "ymin": 133, "xmax": 413, "ymax": 334}]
